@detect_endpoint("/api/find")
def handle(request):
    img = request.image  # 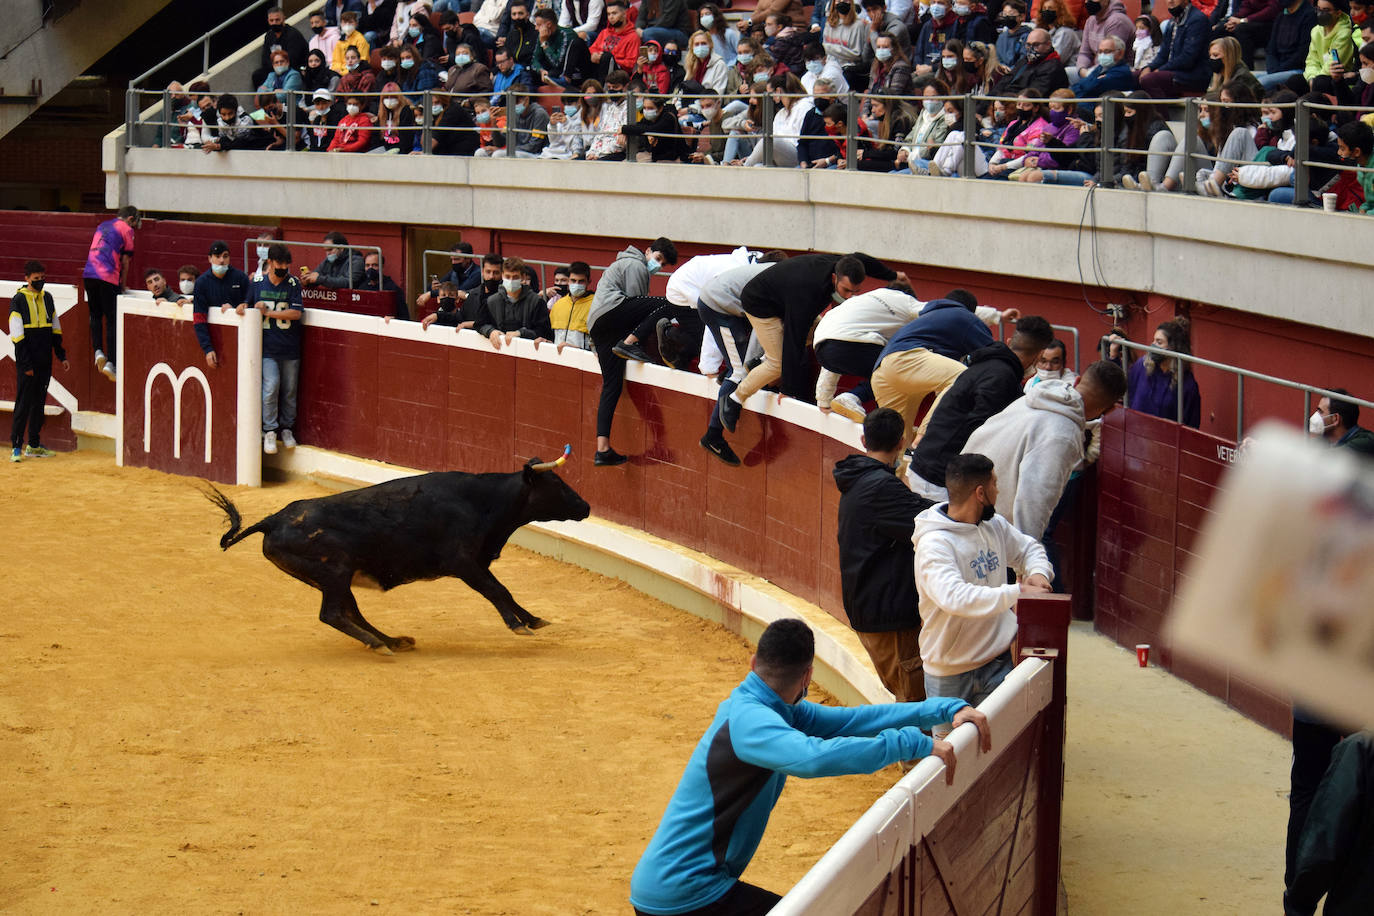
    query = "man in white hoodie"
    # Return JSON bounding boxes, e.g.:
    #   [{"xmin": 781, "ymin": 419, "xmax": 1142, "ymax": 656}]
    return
[
  {"xmin": 912, "ymin": 453, "xmax": 1054, "ymax": 734},
  {"xmin": 961, "ymin": 359, "xmax": 1127, "ymax": 541}
]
